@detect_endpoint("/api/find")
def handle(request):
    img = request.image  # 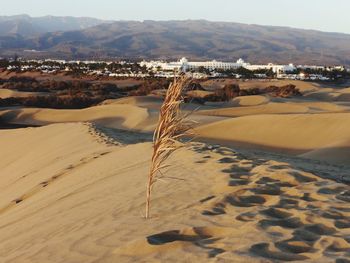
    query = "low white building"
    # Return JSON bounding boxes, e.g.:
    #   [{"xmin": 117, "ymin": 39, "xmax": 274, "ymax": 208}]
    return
[
  {"xmin": 246, "ymin": 63, "xmax": 296, "ymax": 73},
  {"xmin": 181, "ymin": 57, "xmax": 240, "ymax": 71},
  {"xmin": 140, "ymin": 57, "xmax": 296, "ymax": 73}
]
